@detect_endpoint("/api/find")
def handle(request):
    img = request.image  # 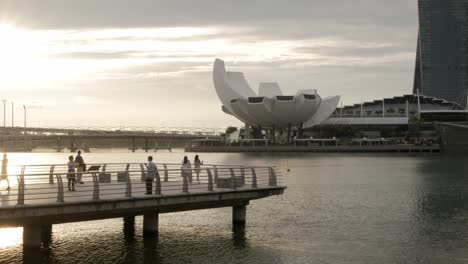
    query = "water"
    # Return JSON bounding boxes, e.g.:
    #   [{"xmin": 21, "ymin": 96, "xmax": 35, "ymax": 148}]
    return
[{"xmin": 1, "ymin": 150, "xmax": 468, "ymax": 263}]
